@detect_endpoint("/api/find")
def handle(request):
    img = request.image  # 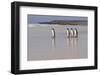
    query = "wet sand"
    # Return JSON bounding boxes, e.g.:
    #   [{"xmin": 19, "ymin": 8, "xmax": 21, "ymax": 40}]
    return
[{"xmin": 27, "ymin": 25, "xmax": 88, "ymax": 61}]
